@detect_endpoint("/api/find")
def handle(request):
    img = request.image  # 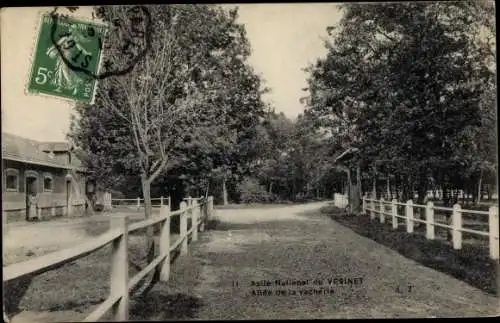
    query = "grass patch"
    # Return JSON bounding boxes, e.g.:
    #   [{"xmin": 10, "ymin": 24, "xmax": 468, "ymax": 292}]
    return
[
  {"xmin": 4, "ymin": 215, "xmax": 194, "ymax": 321},
  {"xmin": 320, "ymin": 204, "xmax": 498, "ymax": 295},
  {"xmin": 4, "ymin": 247, "xmax": 112, "ymax": 318}
]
